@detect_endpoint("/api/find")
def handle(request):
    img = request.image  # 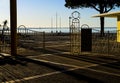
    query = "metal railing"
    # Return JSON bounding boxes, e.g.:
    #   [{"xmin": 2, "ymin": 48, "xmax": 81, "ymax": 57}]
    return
[
  {"xmin": 0, "ymin": 25, "xmax": 11, "ymax": 54},
  {"xmin": 17, "ymin": 26, "xmax": 70, "ymax": 56},
  {"xmin": 0, "ymin": 25, "xmax": 120, "ymax": 56},
  {"xmin": 92, "ymin": 29, "xmax": 120, "ymax": 56}
]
